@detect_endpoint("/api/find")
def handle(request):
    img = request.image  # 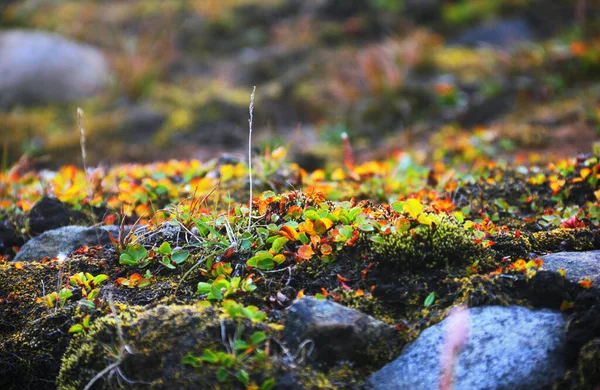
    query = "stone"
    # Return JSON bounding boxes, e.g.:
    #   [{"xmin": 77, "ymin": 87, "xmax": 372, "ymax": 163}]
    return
[
  {"xmin": 284, "ymin": 297, "xmax": 400, "ymax": 366},
  {"xmin": 541, "ymin": 251, "xmax": 600, "ymax": 291},
  {"xmin": 13, "ymin": 225, "xmax": 120, "ymax": 262},
  {"xmin": 450, "ymin": 19, "xmax": 534, "ymax": 48},
  {"xmin": 0, "ymin": 223, "xmax": 22, "ymax": 256},
  {"xmin": 0, "ymin": 30, "xmax": 110, "ymax": 108},
  {"xmin": 27, "ymin": 196, "xmax": 87, "ymax": 235},
  {"xmin": 366, "ymin": 305, "xmax": 568, "ymax": 390}
]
